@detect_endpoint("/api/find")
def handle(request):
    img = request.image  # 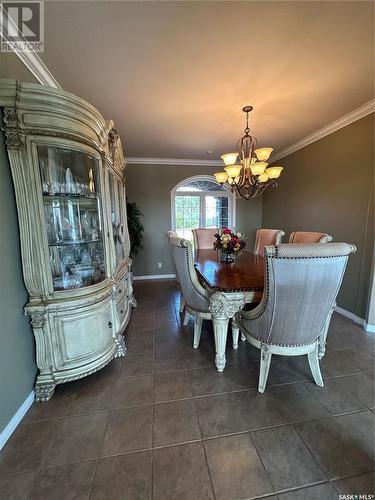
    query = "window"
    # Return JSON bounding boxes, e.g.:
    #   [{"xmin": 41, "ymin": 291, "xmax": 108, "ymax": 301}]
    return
[{"xmin": 171, "ymin": 176, "xmax": 235, "ymax": 241}]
